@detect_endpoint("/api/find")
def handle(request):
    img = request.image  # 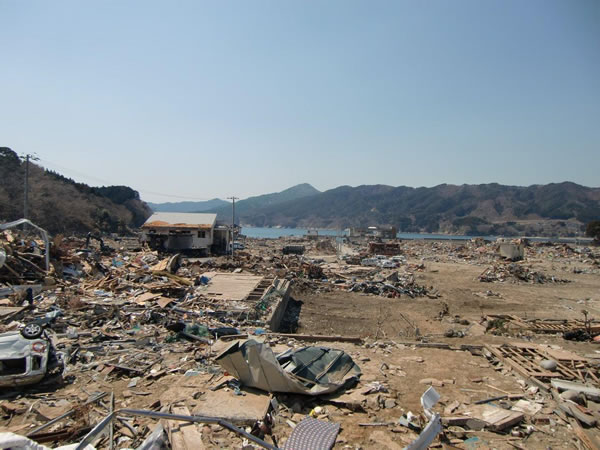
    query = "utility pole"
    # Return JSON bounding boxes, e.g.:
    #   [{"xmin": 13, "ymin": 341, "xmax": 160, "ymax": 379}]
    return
[
  {"xmin": 227, "ymin": 196, "xmax": 238, "ymax": 258},
  {"xmin": 19, "ymin": 153, "xmax": 39, "ymax": 219}
]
